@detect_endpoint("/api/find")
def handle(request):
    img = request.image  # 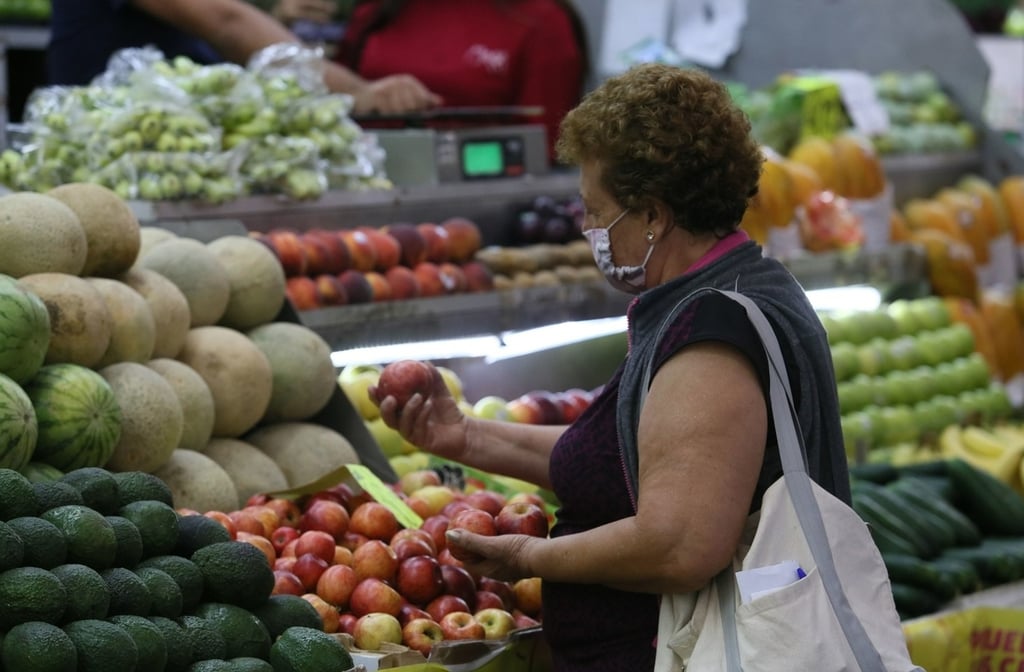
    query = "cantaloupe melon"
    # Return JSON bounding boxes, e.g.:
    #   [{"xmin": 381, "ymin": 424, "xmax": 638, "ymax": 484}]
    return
[
  {"xmin": 152, "ymin": 449, "xmax": 240, "ymax": 513},
  {"xmin": 138, "ymin": 238, "xmax": 231, "ymax": 327},
  {"xmin": 0, "ymin": 192, "xmax": 88, "ymax": 278},
  {"xmin": 145, "ymin": 358, "xmax": 215, "ymax": 452},
  {"xmin": 117, "ymin": 268, "xmax": 191, "ymax": 359},
  {"xmin": 245, "ymin": 422, "xmax": 360, "ymax": 488},
  {"xmin": 175, "ymin": 326, "xmax": 273, "ymax": 438},
  {"xmin": 247, "ymin": 322, "xmax": 336, "ymax": 423},
  {"xmin": 18, "ymin": 273, "xmax": 113, "ymax": 368},
  {"xmin": 207, "ymin": 236, "xmax": 287, "ymax": 330},
  {"xmin": 99, "ymin": 362, "xmax": 184, "ymax": 473},
  {"xmin": 204, "ymin": 438, "xmax": 289, "ymax": 503},
  {"xmin": 137, "ymin": 226, "xmax": 177, "ymax": 261},
  {"xmin": 47, "ymin": 183, "xmax": 141, "ymax": 277},
  {"xmin": 86, "ymin": 278, "xmax": 156, "ymax": 368}
]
